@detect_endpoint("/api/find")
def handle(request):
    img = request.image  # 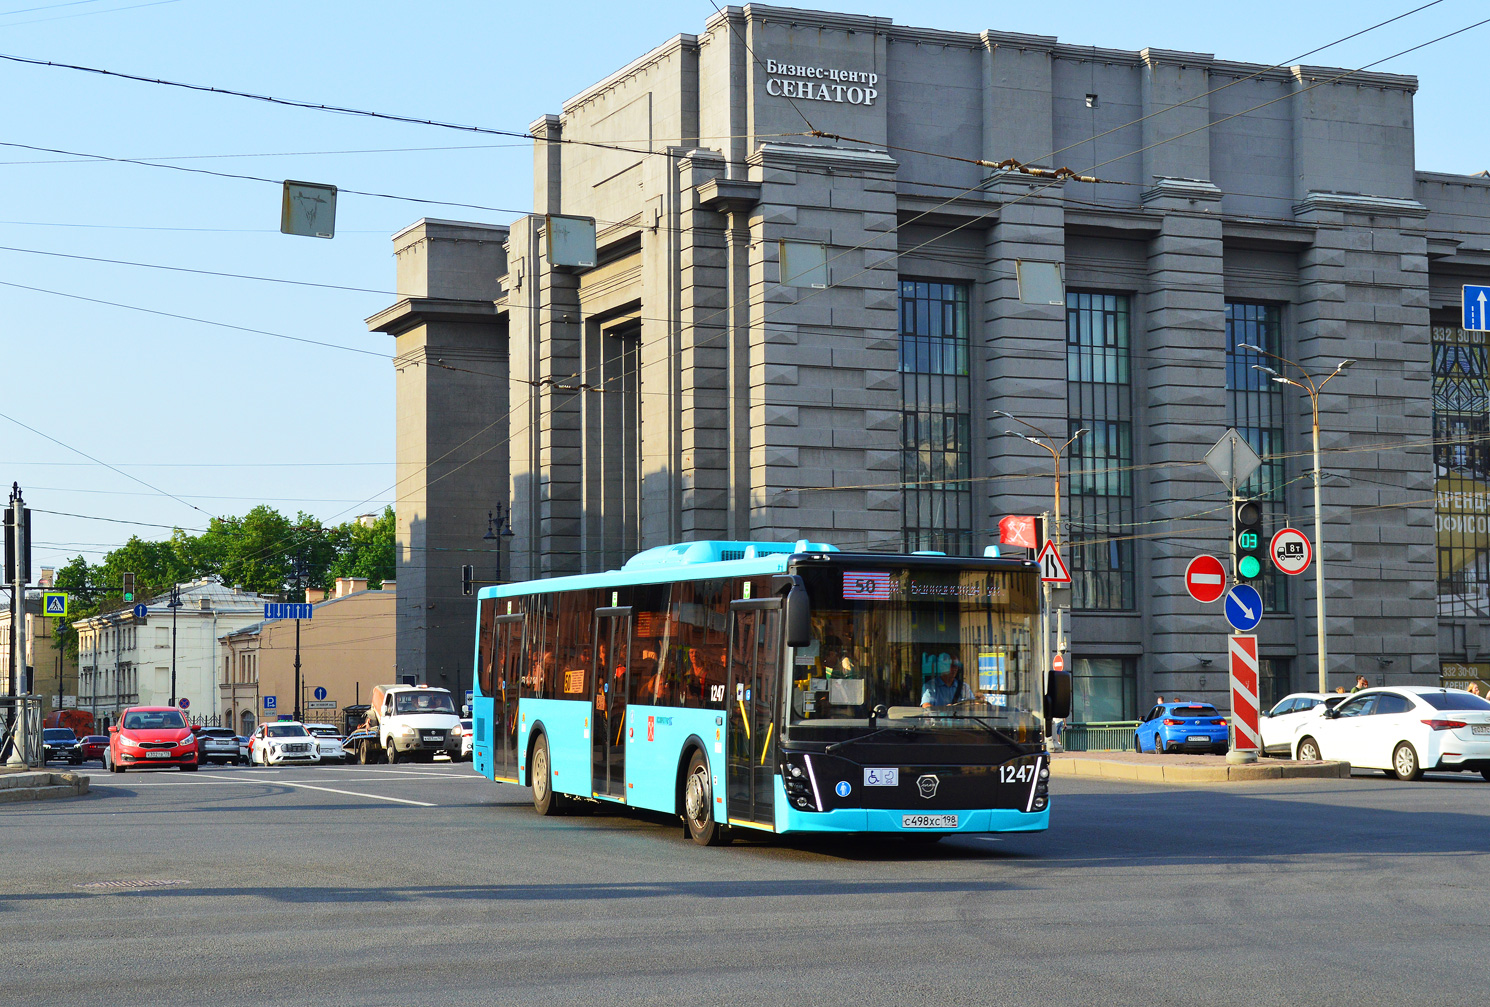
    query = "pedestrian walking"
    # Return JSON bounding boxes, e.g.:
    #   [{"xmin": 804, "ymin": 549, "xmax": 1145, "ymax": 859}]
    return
[{"xmin": 1351, "ymin": 675, "xmax": 1369, "ymax": 693}]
